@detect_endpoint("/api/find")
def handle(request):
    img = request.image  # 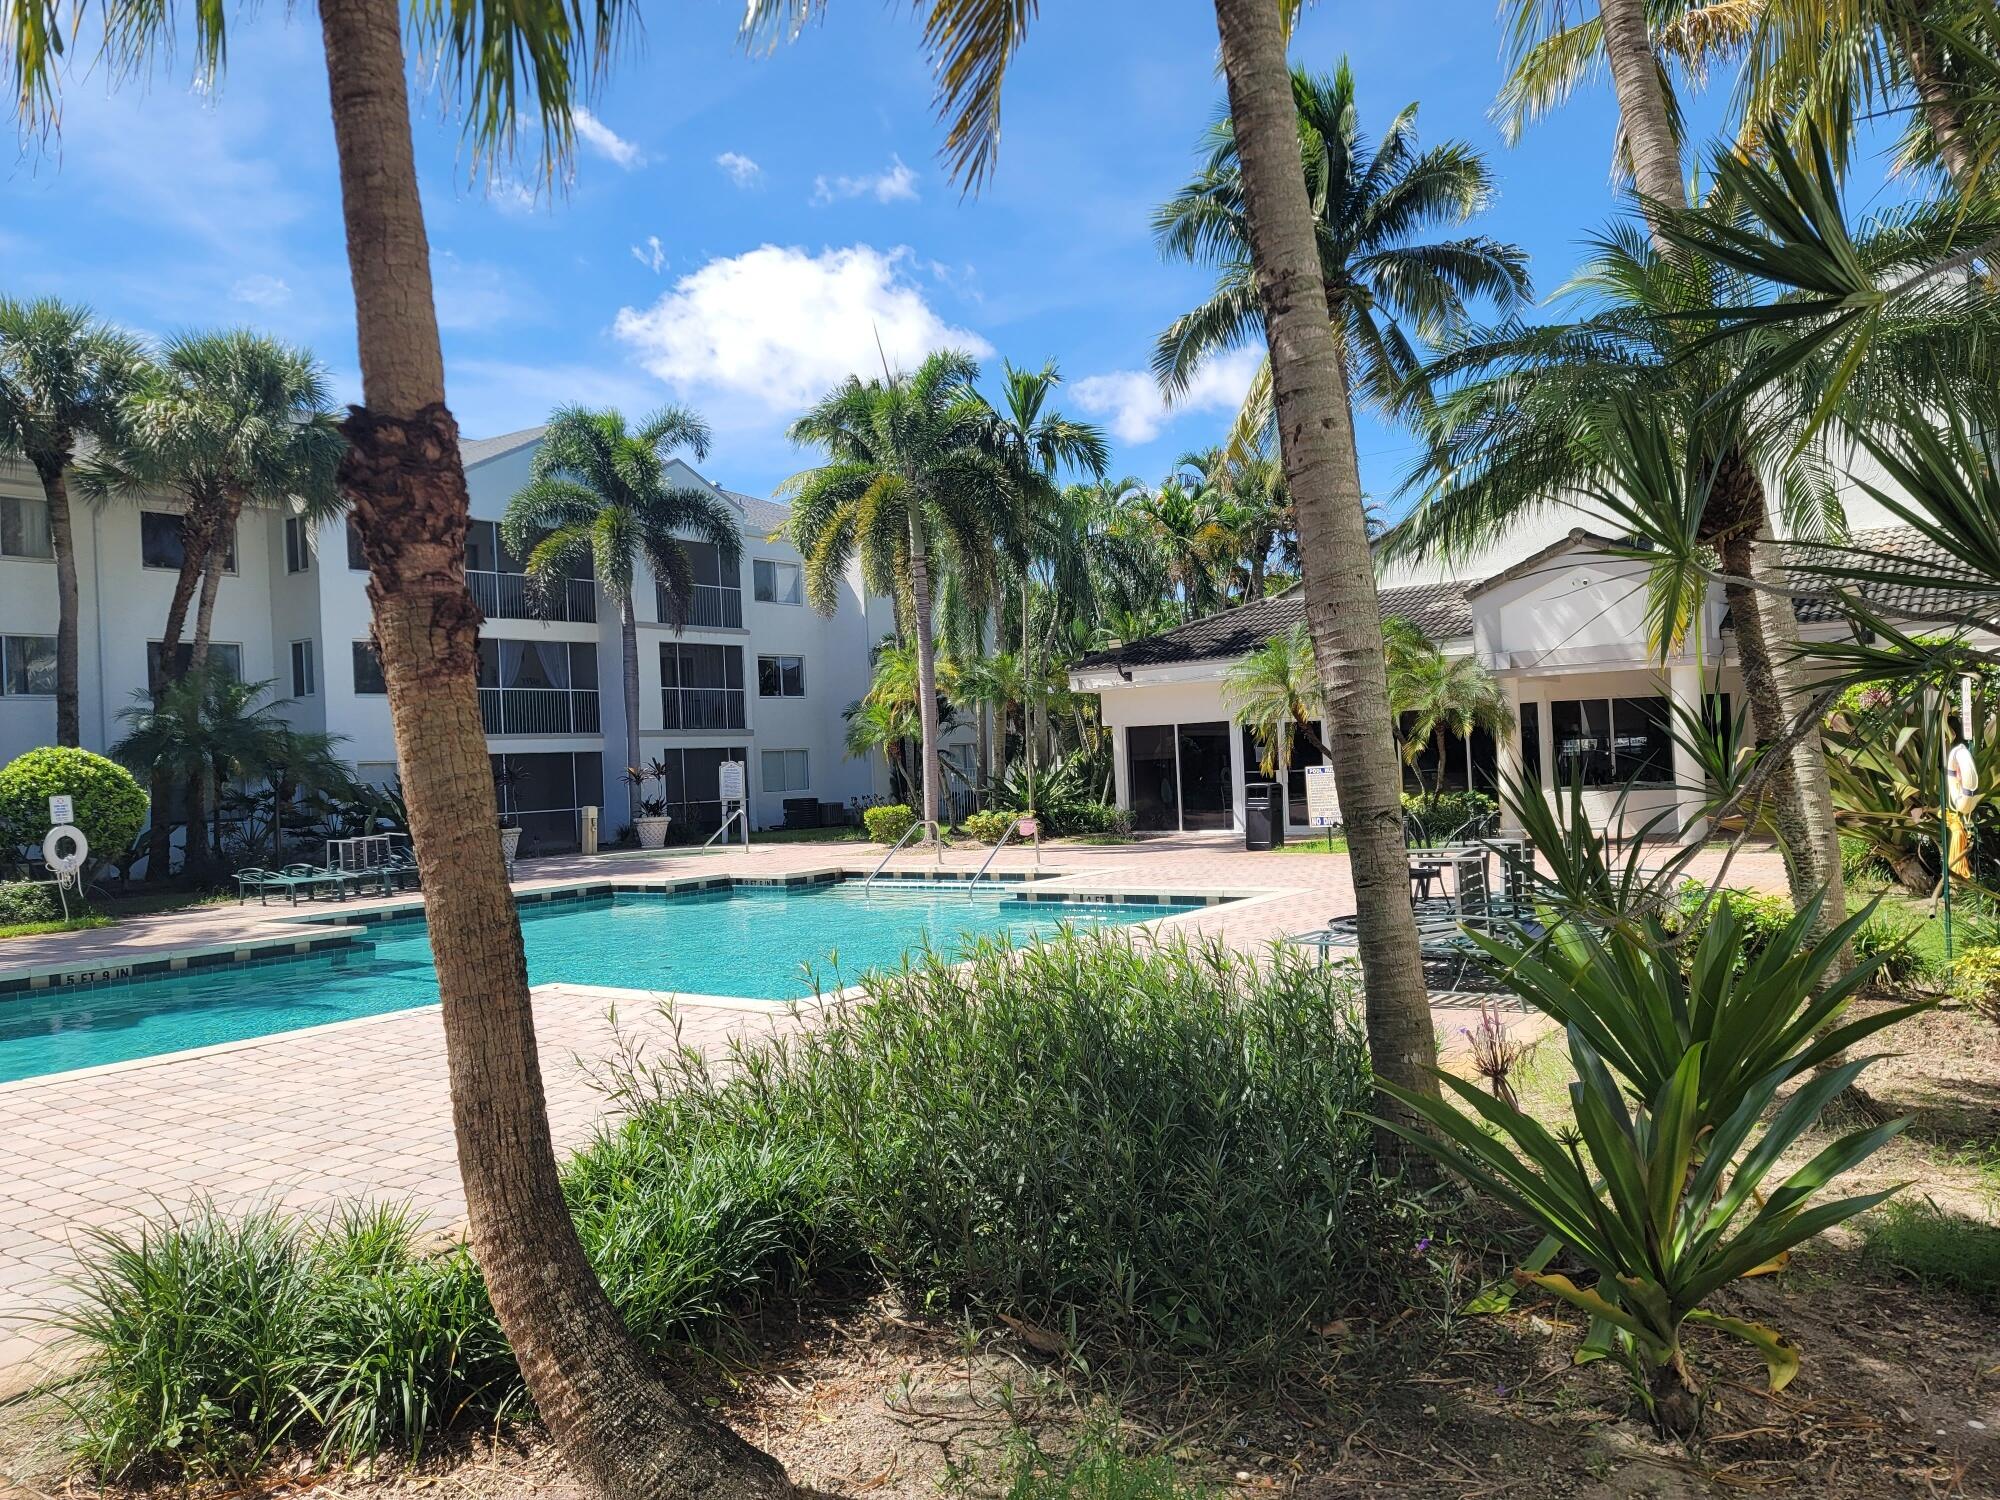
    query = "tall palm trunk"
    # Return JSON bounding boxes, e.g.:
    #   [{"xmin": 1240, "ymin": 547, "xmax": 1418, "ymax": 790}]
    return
[
  {"xmin": 1895, "ymin": 1, "xmax": 1976, "ymax": 187},
  {"xmin": 1599, "ymin": 0, "xmax": 1684, "ymax": 240},
  {"xmin": 907, "ymin": 508, "xmax": 944, "ymax": 835},
  {"xmin": 1594, "ymin": 5, "xmax": 1849, "ymax": 939},
  {"xmin": 33, "ymin": 460, "xmax": 83, "ymax": 746},
  {"xmin": 1211, "ymin": 0, "xmax": 1441, "ymax": 1140},
  {"xmin": 1019, "ymin": 581, "xmax": 1036, "ymax": 785},
  {"xmin": 313, "ymin": 3, "xmax": 789, "ymax": 1496},
  {"xmin": 619, "ymin": 595, "xmax": 642, "ymax": 823},
  {"xmin": 147, "ymin": 495, "xmax": 221, "ymax": 880},
  {"xmin": 188, "ymin": 494, "xmax": 238, "ymax": 672}
]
